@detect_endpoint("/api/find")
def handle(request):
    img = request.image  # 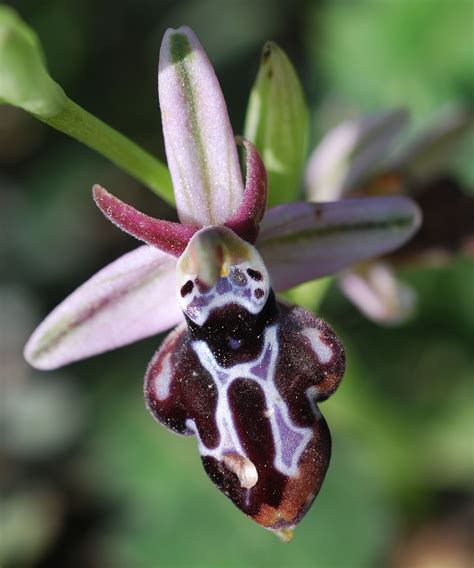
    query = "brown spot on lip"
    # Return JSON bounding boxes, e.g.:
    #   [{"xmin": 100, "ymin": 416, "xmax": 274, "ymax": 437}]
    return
[
  {"xmin": 180, "ymin": 280, "xmax": 194, "ymax": 297},
  {"xmin": 247, "ymin": 268, "xmax": 263, "ymax": 281},
  {"xmin": 314, "ymin": 206, "xmax": 324, "ymax": 221}
]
